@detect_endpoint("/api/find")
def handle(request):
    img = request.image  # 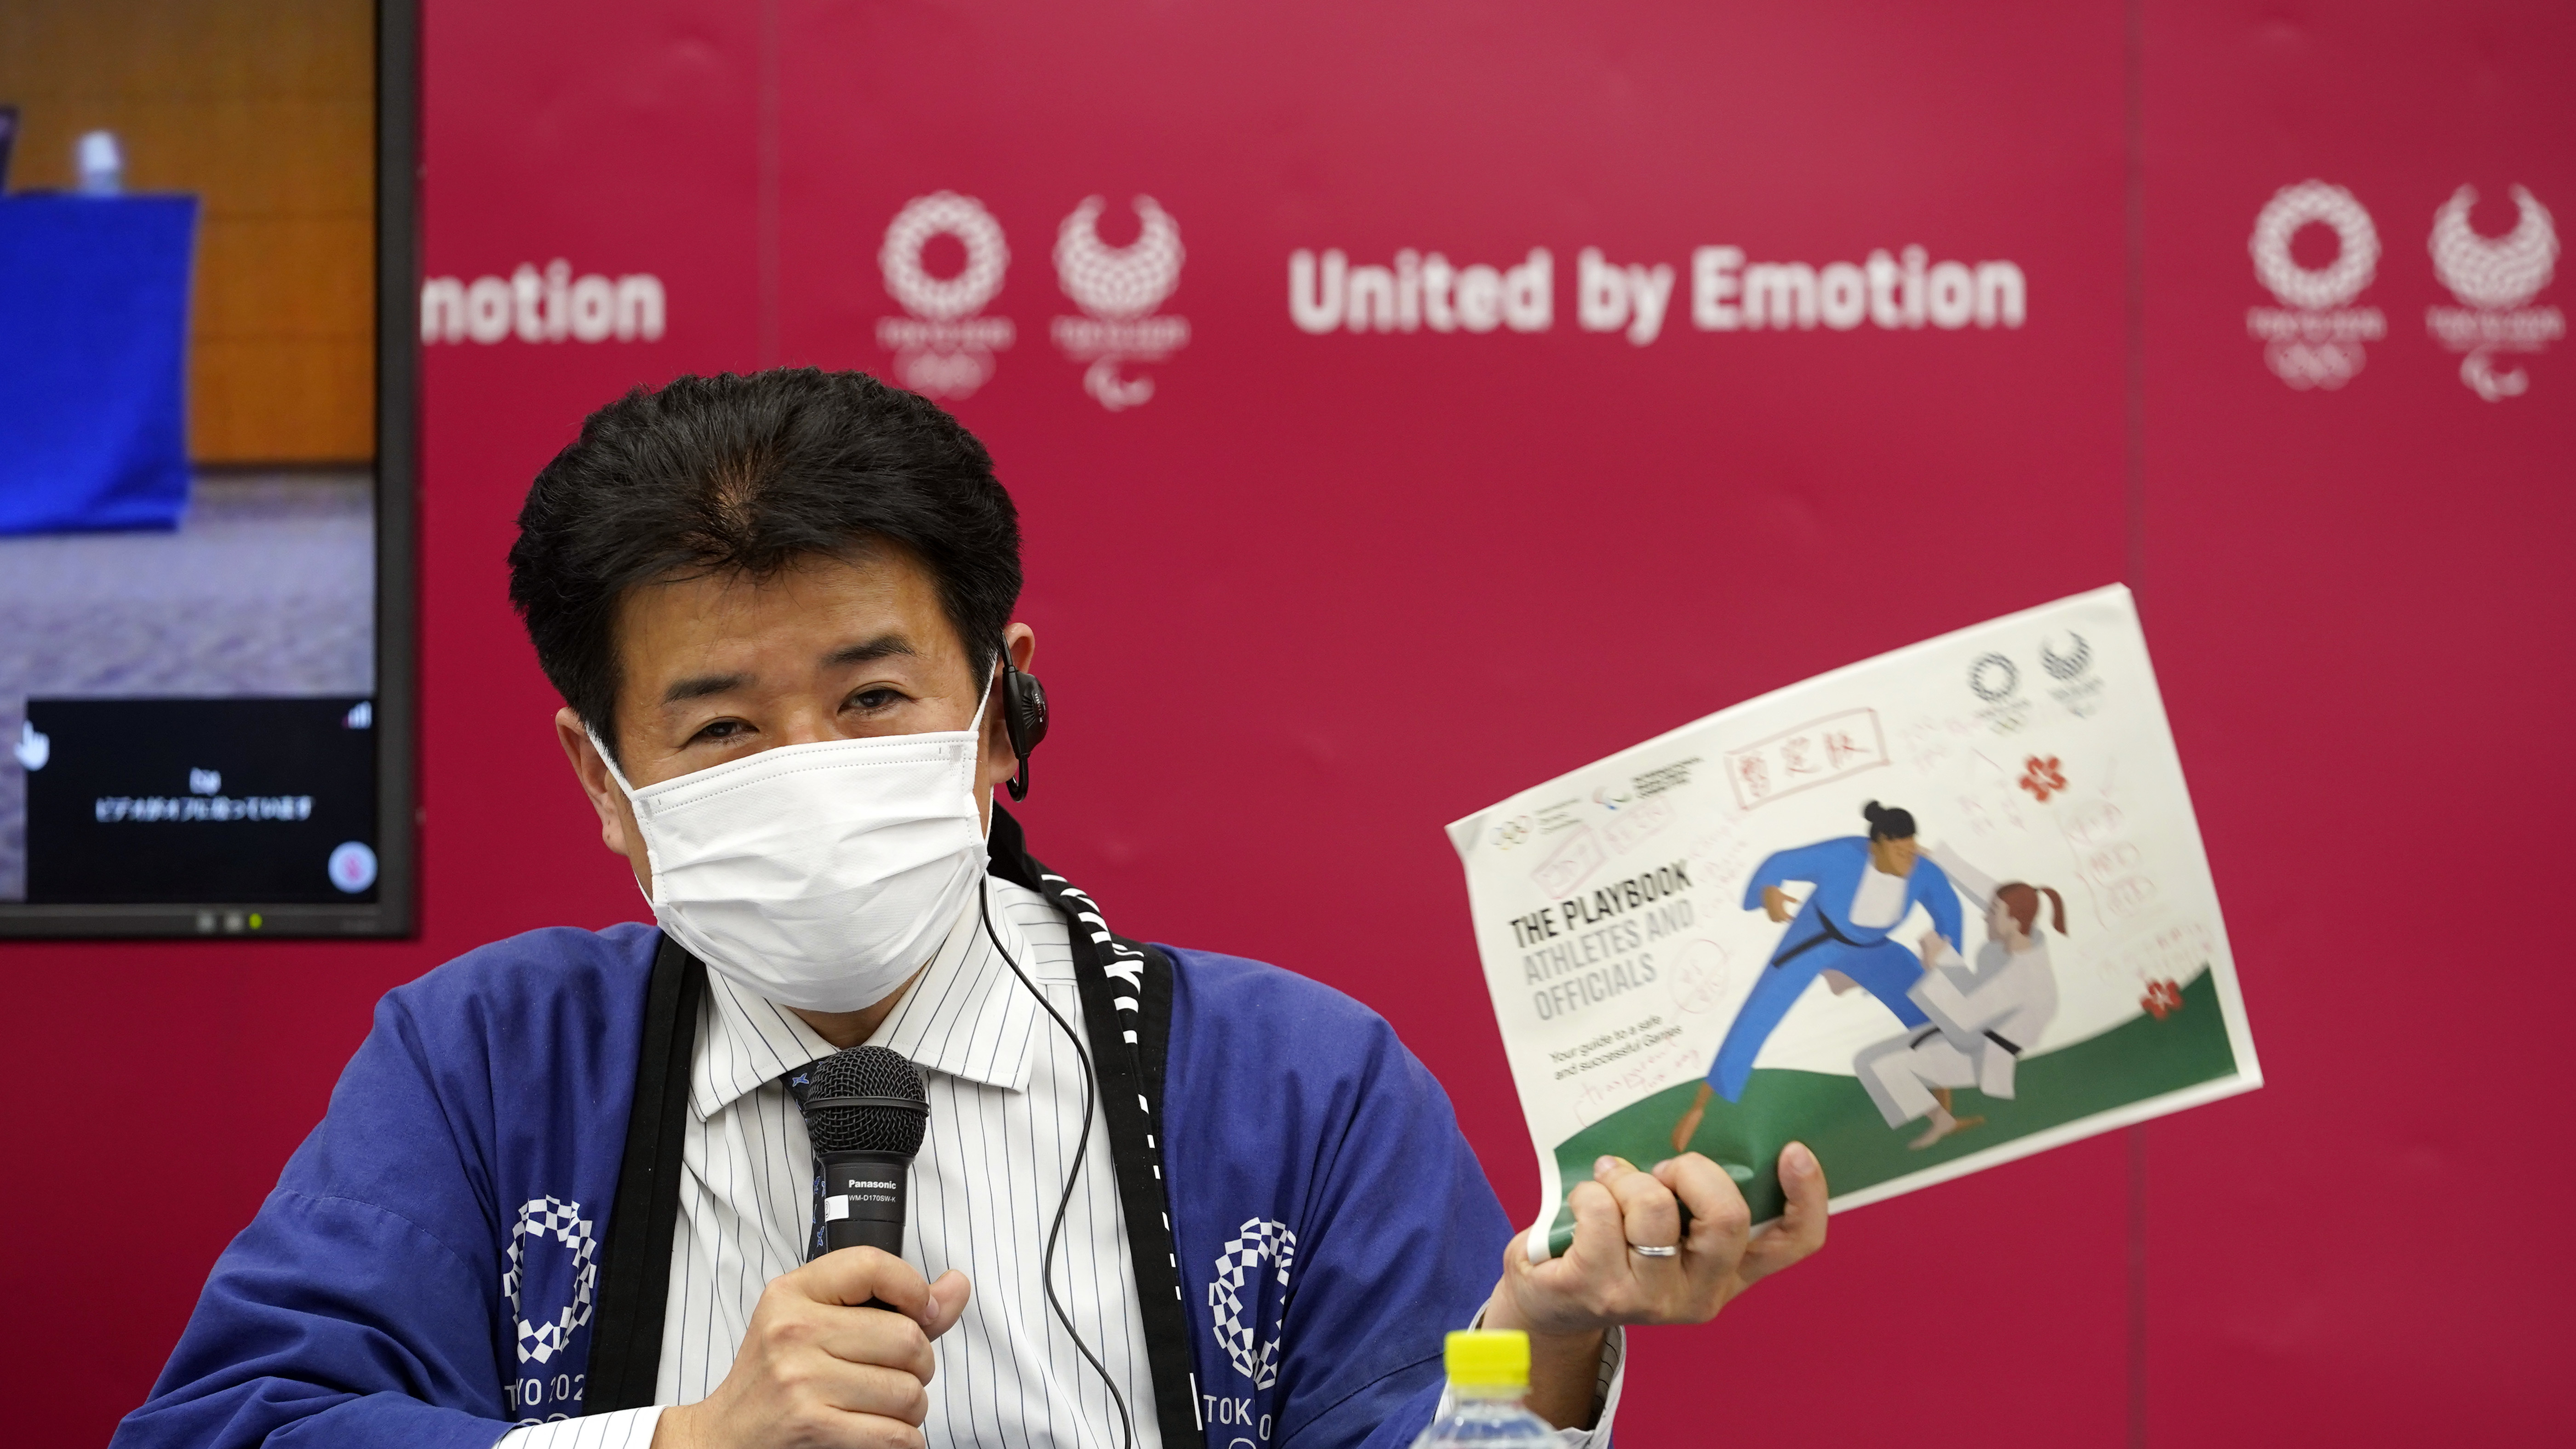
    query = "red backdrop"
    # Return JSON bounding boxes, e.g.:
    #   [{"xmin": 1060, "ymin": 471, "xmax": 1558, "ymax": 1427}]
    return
[{"xmin": 7, "ymin": 1, "xmax": 2570, "ymax": 1443}]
